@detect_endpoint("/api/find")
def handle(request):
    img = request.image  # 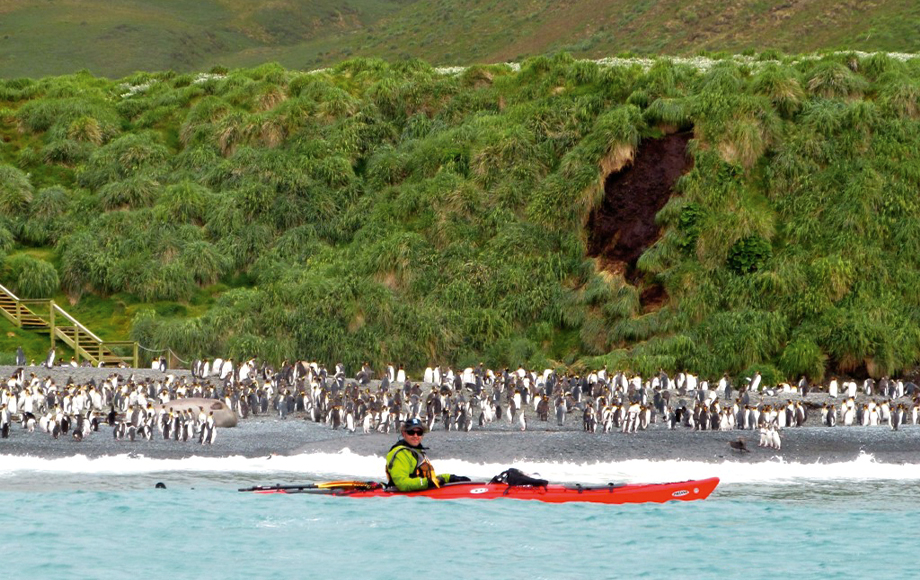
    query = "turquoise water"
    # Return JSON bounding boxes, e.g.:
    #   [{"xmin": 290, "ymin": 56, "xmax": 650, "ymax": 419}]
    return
[{"xmin": 3, "ymin": 461, "xmax": 918, "ymax": 579}]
